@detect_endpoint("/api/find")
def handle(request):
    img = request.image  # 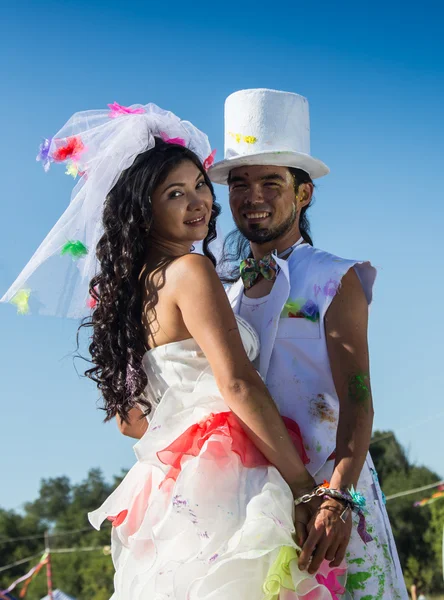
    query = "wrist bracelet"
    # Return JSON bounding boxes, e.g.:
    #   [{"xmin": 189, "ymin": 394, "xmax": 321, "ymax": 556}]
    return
[
  {"xmin": 293, "ymin": 486, "xmax": 326, "ymax": 506},
  {"xmin": 293, "ymin": 482, "xmax": 373, "ymax": 544},
  {"xmin": 319, "ymin": 503, "xmax": 352, "ymax": 523}
]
